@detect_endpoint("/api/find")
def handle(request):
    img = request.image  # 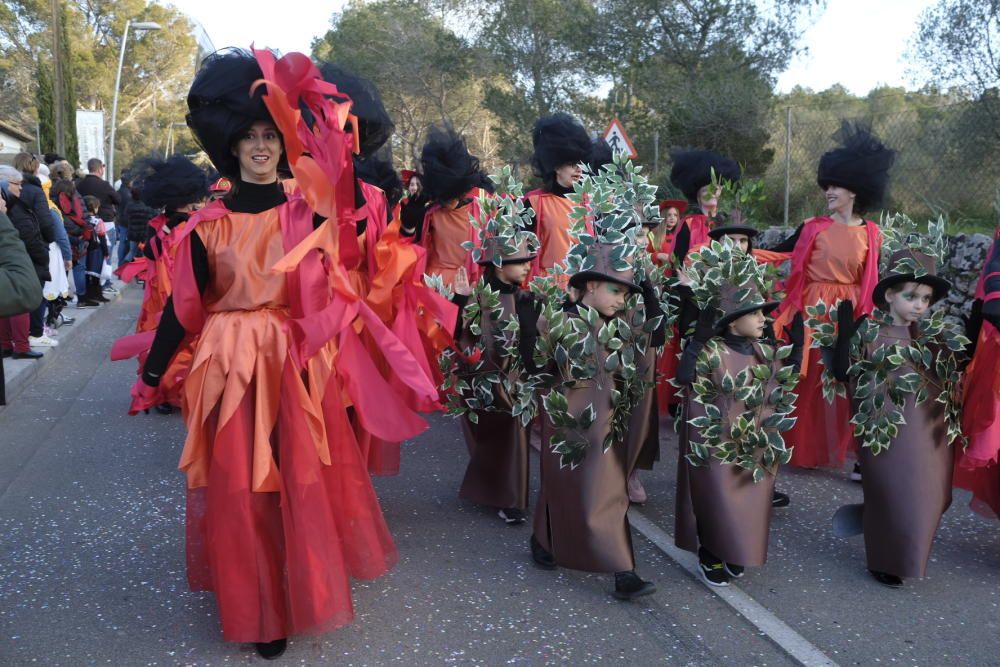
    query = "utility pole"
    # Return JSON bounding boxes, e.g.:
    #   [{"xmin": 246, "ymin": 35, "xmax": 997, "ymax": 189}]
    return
[{"xmin": 50, "ymin": 0, "xmax": 65, "ymax": 155}]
